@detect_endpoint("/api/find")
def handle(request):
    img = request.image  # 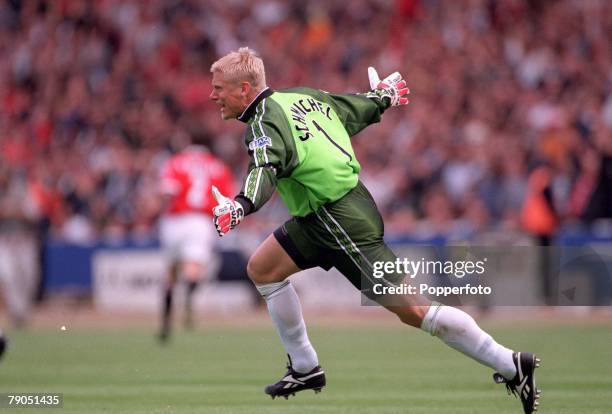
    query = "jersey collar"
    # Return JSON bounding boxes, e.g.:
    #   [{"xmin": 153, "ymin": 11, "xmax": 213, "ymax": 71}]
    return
[{"xmin": 238, "ymin": 87, "xmax": 274, "ymax": 123}]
